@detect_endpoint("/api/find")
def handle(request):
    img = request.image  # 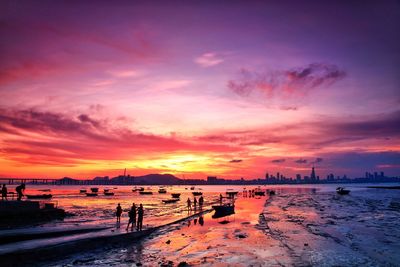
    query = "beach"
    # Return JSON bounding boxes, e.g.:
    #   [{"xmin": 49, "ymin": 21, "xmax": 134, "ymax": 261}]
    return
[{"xmin": 1, "ymin": 184, "xmax": 400, "ymax": 266}]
